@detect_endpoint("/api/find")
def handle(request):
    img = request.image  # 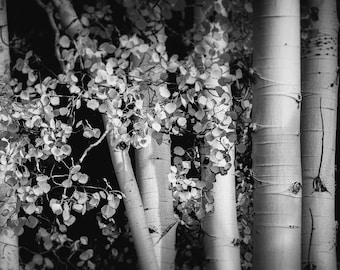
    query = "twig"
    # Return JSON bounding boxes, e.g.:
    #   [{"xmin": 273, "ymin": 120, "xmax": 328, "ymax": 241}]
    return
[{"xmin": 79, "ymin": 129, "xmax": 110, "ymax": 163}]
